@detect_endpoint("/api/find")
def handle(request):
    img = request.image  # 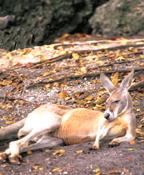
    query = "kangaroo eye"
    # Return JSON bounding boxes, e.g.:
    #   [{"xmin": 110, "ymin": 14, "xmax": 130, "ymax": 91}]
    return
[{"xmin": 113, "ymin": 100, "xmax": 120, "ymax": 103}]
